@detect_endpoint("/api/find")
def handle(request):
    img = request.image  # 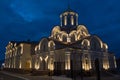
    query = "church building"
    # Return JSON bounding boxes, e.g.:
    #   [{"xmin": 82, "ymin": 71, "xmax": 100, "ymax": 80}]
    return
[
  {"xmin": 33, "ymin": 9, "xmax": 117, "ymax": 74},
  {"xmin": 4, "ymin": 8, "xmax": 117, "ymax": 75}
]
